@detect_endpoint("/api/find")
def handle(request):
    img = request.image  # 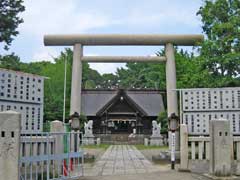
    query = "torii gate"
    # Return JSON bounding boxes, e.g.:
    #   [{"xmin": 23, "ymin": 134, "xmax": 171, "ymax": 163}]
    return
[{"xmin": 44, "ymin": 34, "xmax": 204, "ymax": 150}]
